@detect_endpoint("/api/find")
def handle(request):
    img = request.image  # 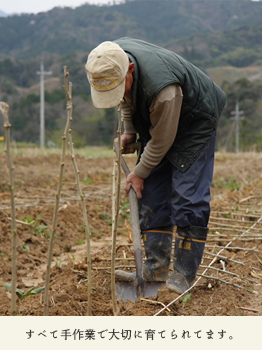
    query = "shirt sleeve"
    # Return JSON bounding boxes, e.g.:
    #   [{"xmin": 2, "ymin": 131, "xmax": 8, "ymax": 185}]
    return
[
  {"xmin": 134, "ymin": 83, "xmax": 183, "ymax": 179},
  {"xmin": 121, "ymin": 98, "xmax": 137, "ymax": 135}
]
